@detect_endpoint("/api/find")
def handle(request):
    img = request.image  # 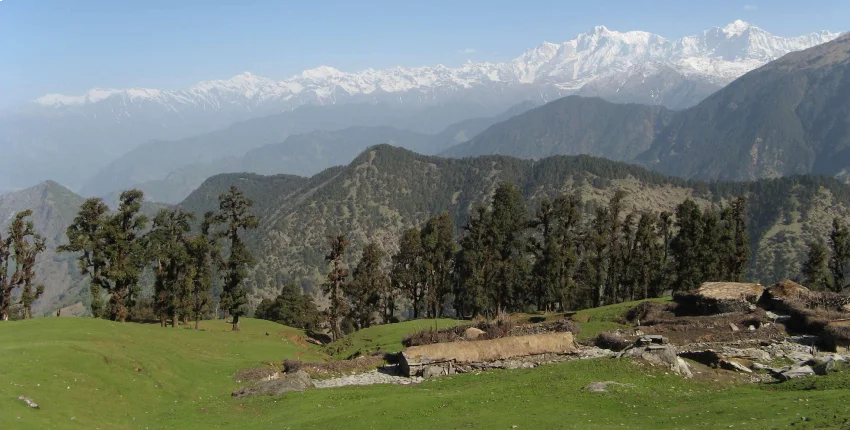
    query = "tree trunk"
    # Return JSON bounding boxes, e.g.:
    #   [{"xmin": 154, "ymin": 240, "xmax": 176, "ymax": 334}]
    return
[
  {"xmin": 232, "ymin": 314, "xmax": 240, "ymax": 331},
  {"xmin": 195, "ymin": 317, "xmax": 200, "ymax": 330},
  {"xmin": 160, "ymin": 314, "xmax": 166, "ymax": 327},
  {"xmin": 172, "ymin": 314, "xmax": 178, "ymax": 328}
]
